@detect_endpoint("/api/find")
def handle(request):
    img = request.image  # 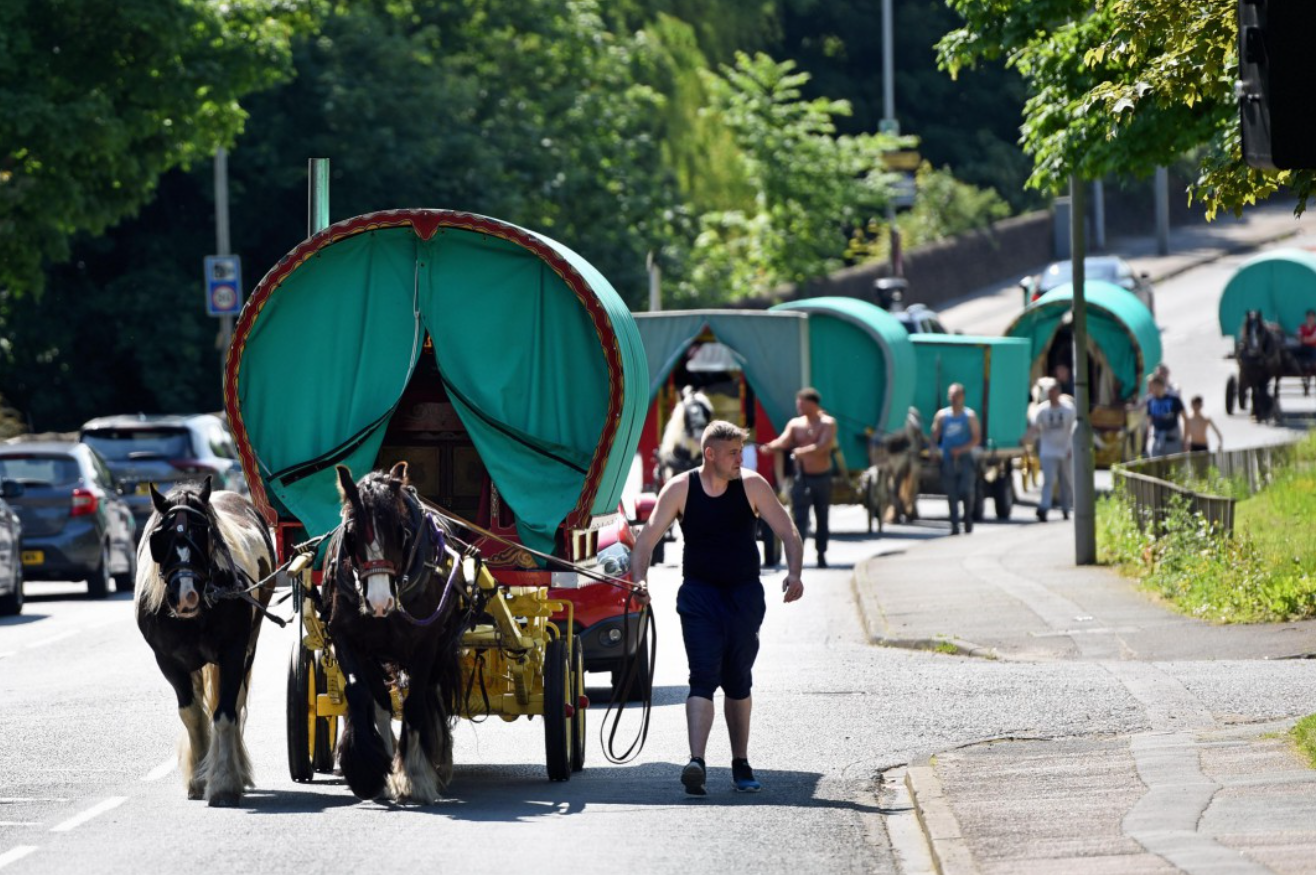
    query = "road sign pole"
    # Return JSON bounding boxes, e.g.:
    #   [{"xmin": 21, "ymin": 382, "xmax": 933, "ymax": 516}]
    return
[{"xmin": 215, "ymin": 148, "xmax": 233, "ymax": 362}]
